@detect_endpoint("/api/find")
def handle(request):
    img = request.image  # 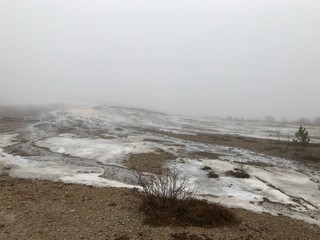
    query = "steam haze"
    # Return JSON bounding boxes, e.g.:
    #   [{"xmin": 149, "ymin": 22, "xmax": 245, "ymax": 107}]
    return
[{"xmin": 1, "ymin": 0, "xmax": 319, "ymax": 120}]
